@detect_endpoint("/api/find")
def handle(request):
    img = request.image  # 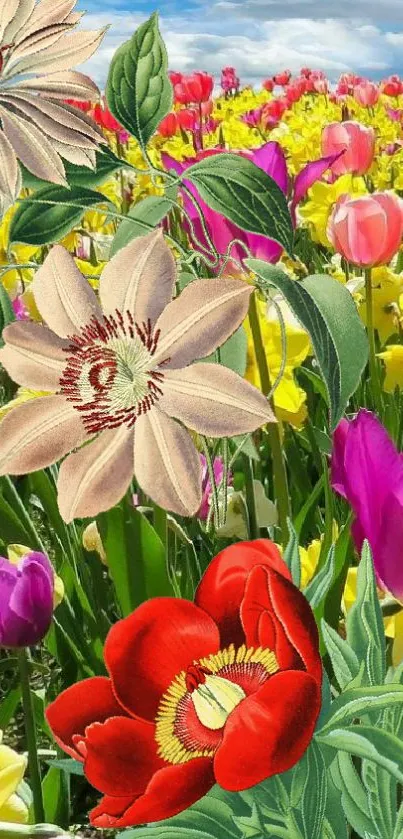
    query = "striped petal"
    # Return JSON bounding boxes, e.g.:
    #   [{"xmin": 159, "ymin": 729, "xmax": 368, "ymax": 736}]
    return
[
  {"xmin": 14, "ymin": 0, "xmax": 76, "ymax": 42},
  {"xmin": 17, "ymin": 70, "xmax": 99, "ymax": 100},
  {"xmin": 4, "ymin": 28, "xmax": 106, "ymax": 79},
  {"xmin": 0, "ymin": 395, "xmax": 87, "ymax": 476},
  {"xmin": 2, "ymin": 0, "xmax": 35, "ymax": 45},
  {"xmin": 99, "ymin": 230, "xmax": 176, "ymax": 325},
  {"xmin": 134, "ymin": 407, "xmax": 202, "ymax": 517},
  {"xmin": 153, "ymin": 277, "xmax": 252, "ymax": 369},
  {"xmin": 0, "ymin": 0, "xmax": 20, "ymax": 40},
  {"xmin": 0, "ymin": 106, "xmax": 67, "ymax": 184},
  {"xmin": 0, "ymin": 130, "xmax": 20, "ymax": 207},
  {"xmin": 57, "ymin": 426, "xmax": 134, "ymax": 523},
  {"xmin": 32, "ymin": 246, "xmax": 102, "ymax": 338},
  {"xmin": 0, "ymin": 93, "xmax": 102, "ymax": 146},
  {"xmin": 50, "ymin": 140, "xmax": 96, "ymax": 168},
  {"xmin": 0, "ymin": 321, "xmax": 68, "ymax": 390},
  {"xmin": 159, "ymin": 362, "xmax": 275, "ymax": 436},
  {"xmin": 9, "ymin": 21, "xmax": 74, "ymax": 61}
]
